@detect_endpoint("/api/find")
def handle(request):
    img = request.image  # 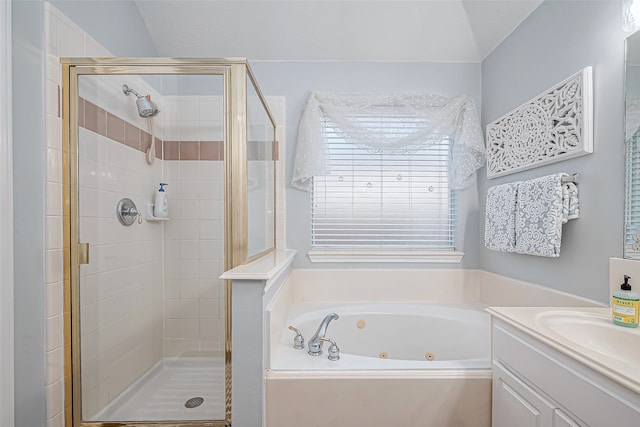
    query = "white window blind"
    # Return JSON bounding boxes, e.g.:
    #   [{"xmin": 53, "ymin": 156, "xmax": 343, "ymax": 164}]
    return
[
  {"xmin": 625, "ymin": 127, "xmax": 640, "ymax": 257},
  {"xmin": 311, "ymin": 116, "xmax": 457, "ymax": 250}
]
